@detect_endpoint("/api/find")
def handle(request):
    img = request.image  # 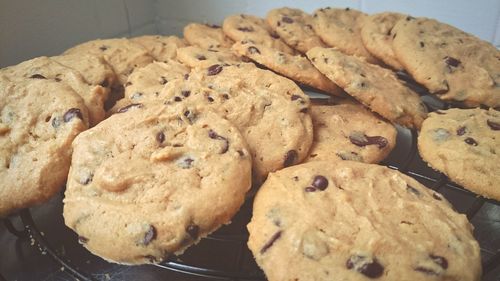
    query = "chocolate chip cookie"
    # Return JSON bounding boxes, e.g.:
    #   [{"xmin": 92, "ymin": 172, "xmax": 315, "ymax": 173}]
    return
[
  {"xmin": 418, "ymin": 108, "xmax": 500, "ymax": 200},
  {"xmin": 248, "ymin": 160, "xmax": 481, "ymax": 281},
  {"xmin": 392, "ymin": 17, "xmax": 500, "ymax": 108},
  {"xmin": 307, "ymin": 47, "xmax": 427, "ymax": 129},
  {"xmin": 312, "ymin": 7, "xmax": 380, "ymax": 64},
  {"xmin": 63, "ymin": 103, "xmax": 252, "ymax": 264},
  {"xmin": 183, "ymin": 23, "xmax": 234, "ymax": 51},
  {"xmin": 231, "ymin": 40, "xmax": 342, "ymax": 96},
  {"xmin": 64, "ymin": 38, "xmax": 154, "ymax": 84},
  {"xmin": 223, "ymin": 14, "xmax": 296, "ymax": 55},
  {"xmin": 0, "ymin": 56, "xmax": 109, "ymax": 126},
  {"xmin": 360, "ymin": 12, "xmax": 406, "ymax": 70},
  {"xmin": 305, "ymin": 103, "xmax": 397, "ymax": 163},
  {"xmin": 131, "ymin": 35, "xmax": 187, "ymax": 62},
  {"xmin": 0, "ymin": 78, "xmax": 88, "ymax": 217},
  {"xmin": 176, "ymin": 46, "xmax": 241, "ymax": 69},
  {"xmin": 166, "ymin": 63, "xmax": 313, "ymax": 183},
  {"xmin": 266, "ymin": 7, "xmax": 326, "ymax": 53}
]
